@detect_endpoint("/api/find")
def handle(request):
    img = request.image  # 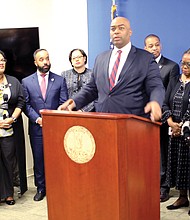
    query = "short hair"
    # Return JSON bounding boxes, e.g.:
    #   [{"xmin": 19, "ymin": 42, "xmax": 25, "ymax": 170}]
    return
[
  {"xmin": 144, "ymin": 34, "xmax": 160, "ymax": 46},
  {"xmin": 183, "ymin": 48, "xmax": 190, "ymax": 55},
  {"xmin": 69, "ymin": 48, "xmax": 87, "ymax": 65},
  {"xmin": 33, "ymin": 49, "xmax": 48, "ymax": 59},
  {"xmin": 0, "ymin": 50, "xmax": 6, "ymax": 59}
]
